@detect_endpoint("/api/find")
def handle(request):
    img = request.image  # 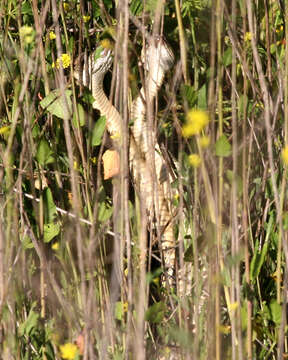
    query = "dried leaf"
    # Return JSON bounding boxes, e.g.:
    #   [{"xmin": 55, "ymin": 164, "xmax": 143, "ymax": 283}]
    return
[
  {"xmin": 102, "ymin": 149, "xmax": 120, "ymax": 180},
  {"xmin": 76, "ymin": 334, "xmax": 84, "ymax": 355}
]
